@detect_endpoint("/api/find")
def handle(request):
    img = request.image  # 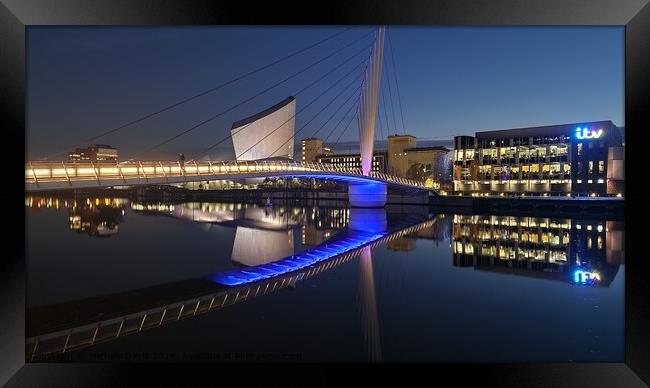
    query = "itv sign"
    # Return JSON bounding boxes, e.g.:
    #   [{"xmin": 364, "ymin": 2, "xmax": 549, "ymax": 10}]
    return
[{"xmin": 575, "ymin": 127, "xmax": 604, "ymax": 140}]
